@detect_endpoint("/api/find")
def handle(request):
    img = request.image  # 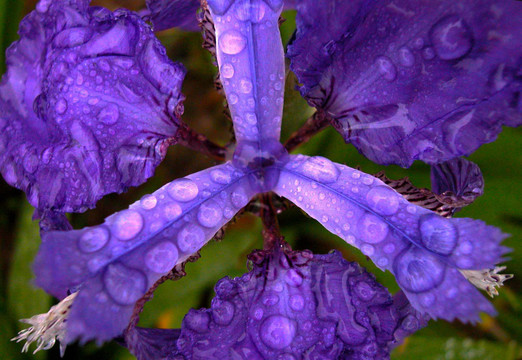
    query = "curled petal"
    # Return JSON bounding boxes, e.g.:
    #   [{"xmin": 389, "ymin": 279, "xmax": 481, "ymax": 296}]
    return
[
  {"xmin": 431, "ymin": 157, "xmax": 484, "ymax": 210},
  {"xmin": 33, "ymin": 162, "xmax": 256, "ymax": 343},
  {"xmin": 0, "ymin": 2, "xmax": 185, "ymax": 213},
  {"xmin": 273, "ymin": 155, "xmax": 507, "ymax": 321},
  {"xmin": 145, "ymin": 0, "xmax": 200, "ymax": 31},
  {"xmin": 288, "ymin": 0, "xmax": 522, "ymax": 167},
  {"xmin": 127, "ymin": 247, "xmax": 421, "ymax": 359}
]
